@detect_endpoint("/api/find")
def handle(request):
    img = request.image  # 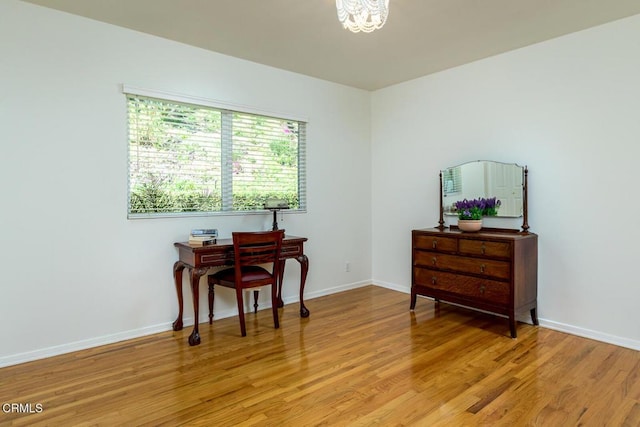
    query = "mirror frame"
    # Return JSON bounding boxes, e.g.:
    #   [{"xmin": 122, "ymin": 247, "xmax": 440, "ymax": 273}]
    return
[{"xmin": 438, "ymin": 161, "xmax": 529, "ymax": 232}]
